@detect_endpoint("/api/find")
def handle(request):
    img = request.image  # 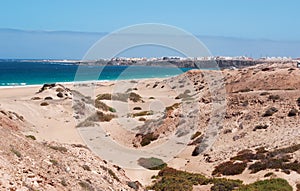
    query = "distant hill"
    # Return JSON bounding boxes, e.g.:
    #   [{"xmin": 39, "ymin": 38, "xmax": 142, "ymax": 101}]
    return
[{"xmin": 0, "ymin": 28, "xmax": 299, "ymax": 59}]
